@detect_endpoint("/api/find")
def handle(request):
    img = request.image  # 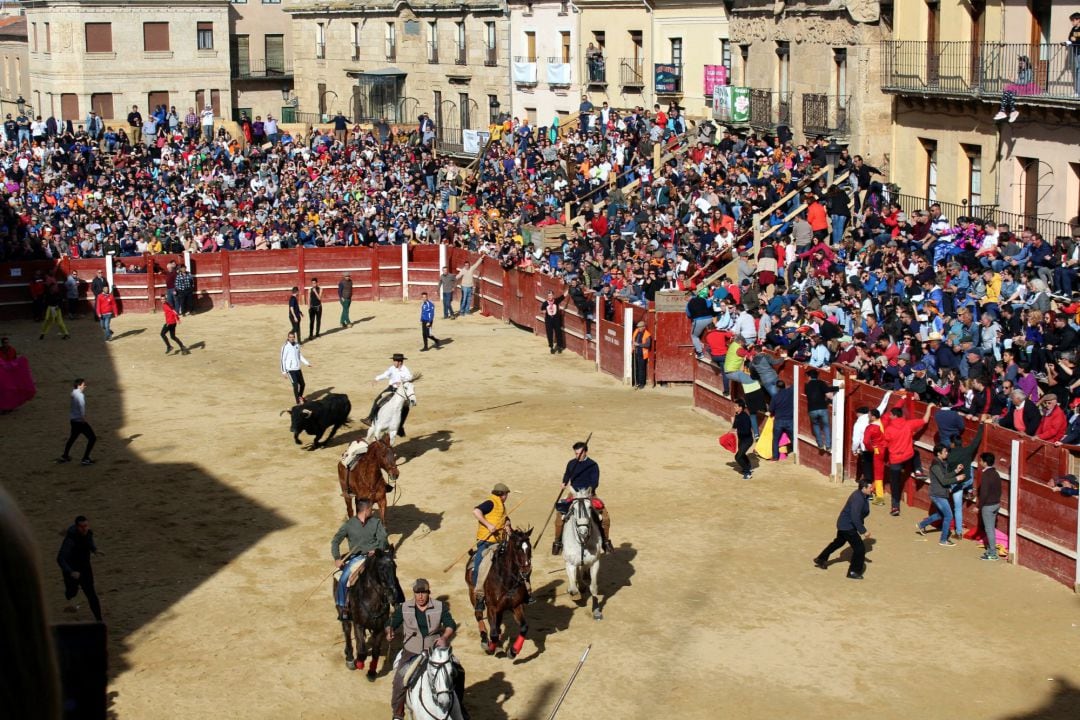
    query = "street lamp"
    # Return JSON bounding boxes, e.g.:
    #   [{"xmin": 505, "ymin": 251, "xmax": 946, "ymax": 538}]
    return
[
  {"xmin": 488, "ymin": 96, "xmax": 501, "ymax": 123},
  {"xmin": 824, "ymin": 139, "xmax": 845, "ymax": 168},
  {"xmin": 281, "ymin": 84, "xmax": 290, "ymax": 102},
  {"xmin": 16, "ymin": 95, "xmax": 25, "ymax": 114}
]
